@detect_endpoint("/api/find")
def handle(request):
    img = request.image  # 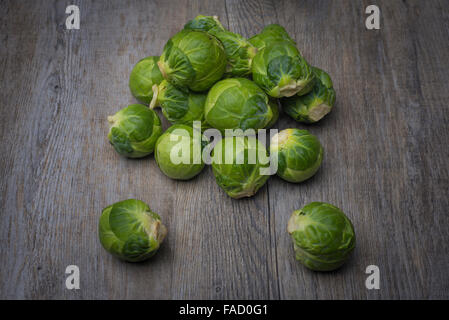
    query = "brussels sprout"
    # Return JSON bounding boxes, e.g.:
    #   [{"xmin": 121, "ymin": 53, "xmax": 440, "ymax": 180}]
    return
[
  {"xmin": 99, "ymin": 199, "xmax": 167, "ymax": 262},
  {"xmin": 252, "ymin": 40, "xmax": 315, "ymax": 98},
  {"xmin": 211, "ymin": 136, "xmax": 270, "ymax": 199},
  {"xmin": 270, "ymin": 129, "xmax": 323, "ymax": 183},
  {"xmin": 281, "ymin": 67, "xmax": 336, "ymax": 123},
  {"xmin": 129, "ymin": 56, "xmax": 164, "ymax": 105},
  {"xmin": 158, "ymin": 29, "xmax": 226, "ymax": 92},
  {"xmin": 155, "ymin": 124, "xmax": 205, "ymax": 180},
  {"xmin": 287, "ymin": 202, "xmax": 355, "ymax": 271},
  {"xmin": 264, "ymin": 100, "xmax": 279, "ymax": 129},
  {"xmin": 211, "ymin": 29, "xmax": 257, "ymax": 77},
  {"xmin": 249, "ymin": 24, "xmax": 295, "ymax": 50},
  {"xmin": 185, "ymin": 15, "xmax": 257, "ymax": 77},
  {"xmin": 204, "ymin": 78, "xmax": 273, "ymax": 132},
  {"xmin": 107, "ymin": 104, "xmax": 162, "ymax": 158},
  {"xmin": 150, "ymin": 80, "xmax": 207, "ymax": 127},
  {"xmin": 184, "ymin": 14, "xmax": 225, "ymax": 33}
]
